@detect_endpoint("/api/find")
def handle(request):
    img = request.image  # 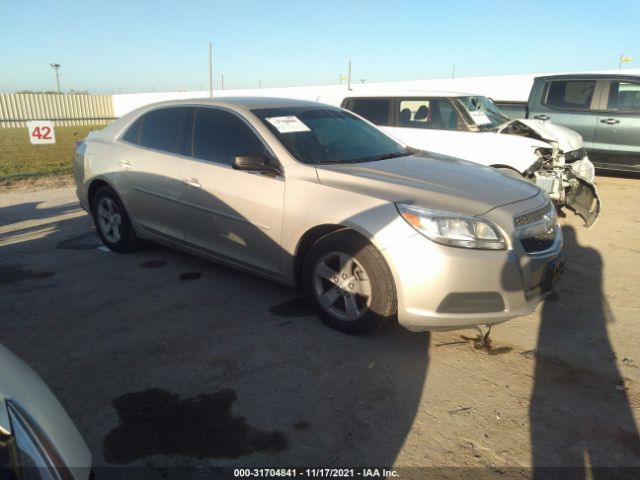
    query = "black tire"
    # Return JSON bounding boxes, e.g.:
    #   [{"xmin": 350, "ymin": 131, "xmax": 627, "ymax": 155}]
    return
[
  {"xmin": 497, "ymin": 167, "xmax": 525, "ymax": 179},
  {"xmin": 92, "ymin": 186, "xmax": 138, "ymax": 253},
  {"xmin": 302, "ymin": 229, "xmax": 397, "ymax": 334}
]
